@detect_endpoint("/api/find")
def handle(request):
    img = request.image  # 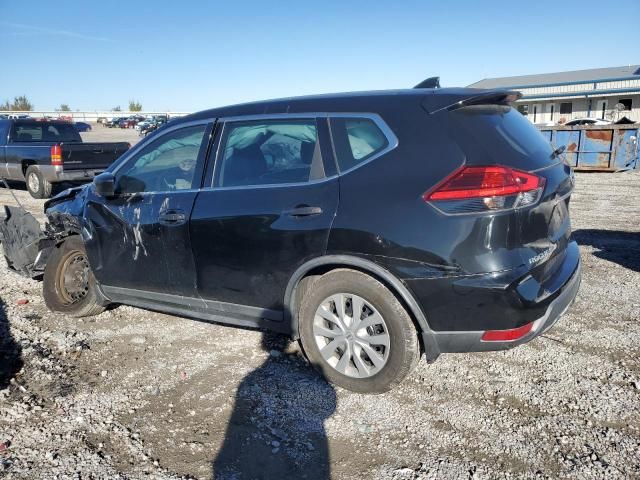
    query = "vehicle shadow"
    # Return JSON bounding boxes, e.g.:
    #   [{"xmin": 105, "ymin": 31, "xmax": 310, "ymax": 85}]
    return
[
  {"xmin": 1, "ymin": 178, "xmax": 77, "ymax": 197},
  {"xmin": 212, "ymin": 330, "xmax": 336, "ymax": 480},
  {"xmin": 0, "ymin": 295, "xmax": 23, "ymax": 390},
  {"xmin": 573, "ymin": 229, "xmax": 640, "ymax": 272}
]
